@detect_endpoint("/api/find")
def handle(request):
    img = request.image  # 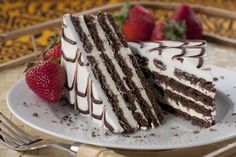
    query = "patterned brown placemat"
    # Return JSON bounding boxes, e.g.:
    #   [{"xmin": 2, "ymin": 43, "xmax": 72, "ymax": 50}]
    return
[{"xmin": 1, "ymin": 0, "xmax": 236, "ymax": 64}]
